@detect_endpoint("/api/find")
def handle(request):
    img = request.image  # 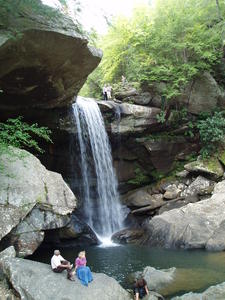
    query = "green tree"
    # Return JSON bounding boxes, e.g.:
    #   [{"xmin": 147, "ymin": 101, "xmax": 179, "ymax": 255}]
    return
[
  {"xmin": 83, "ymin": 0, "xmax": 225, "ymax": 99},
  {"xmin": 0, "ymin": 117, "xmax": 52, "ymax": 156}
]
